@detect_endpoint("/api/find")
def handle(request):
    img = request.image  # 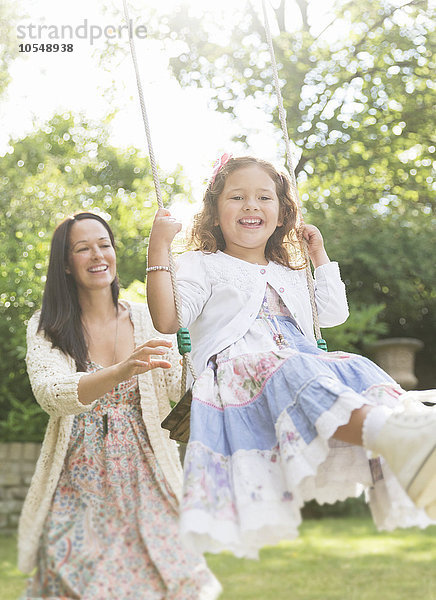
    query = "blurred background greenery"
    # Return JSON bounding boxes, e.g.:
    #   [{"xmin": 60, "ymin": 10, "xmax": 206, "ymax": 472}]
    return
[{"xmin": 0, "ymin": 0, "xmax": 434, "ymax": 442}]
